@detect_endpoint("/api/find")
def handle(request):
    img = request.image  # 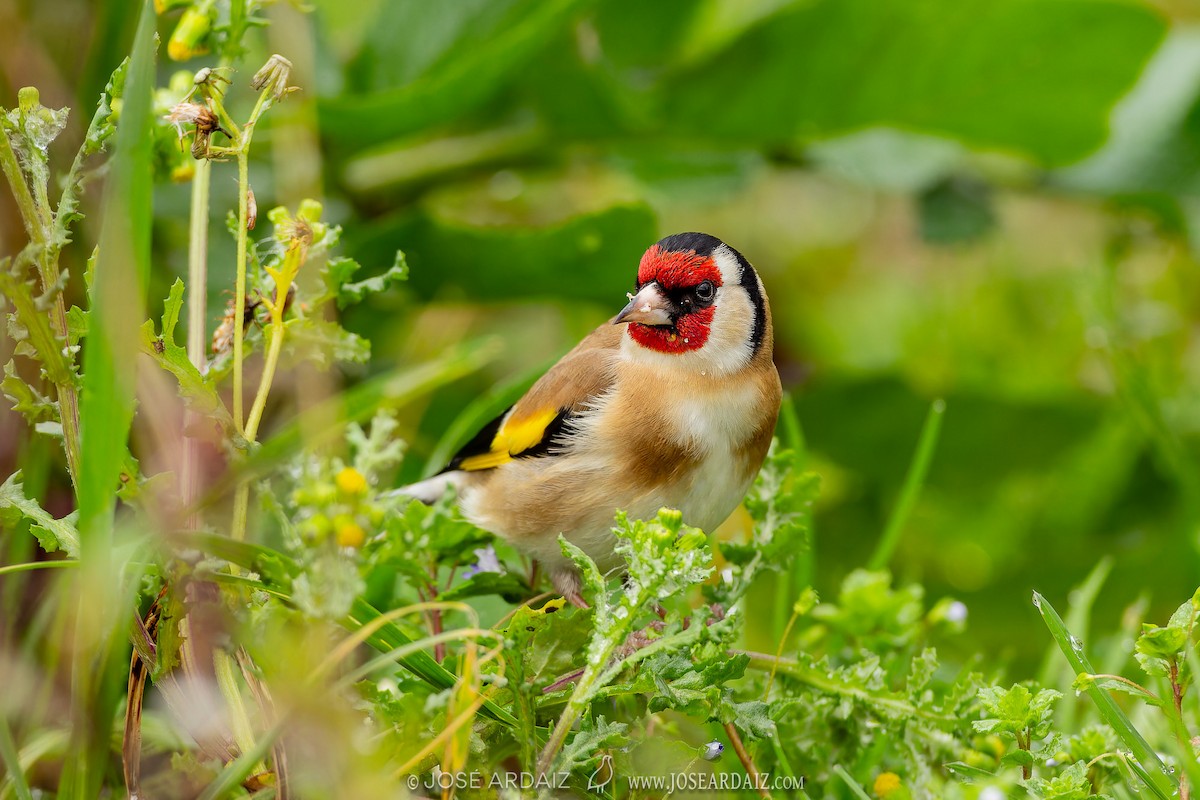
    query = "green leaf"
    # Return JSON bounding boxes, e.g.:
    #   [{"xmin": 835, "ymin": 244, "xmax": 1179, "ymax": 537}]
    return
[
  {"xmin": 139, "ymin": 279, "xmax": 237, "ymax": 435},
  {"xmin": 320, "ymin": 0, "xmax": 592, "ymax": 147},
  {"xmin": 0, "ymin": 471, "xmax": 80, "ymax": 559},
  {"xmin": 974, "ymin": 684, "xmax": 1061, "ymax": 739},
  {"xmin": 2, "ymin": 358, "xmax": 58, "ymax": 425},
  {"xmin": 0, "ymin": 268, "xmax": 75, "ymax": 386},
  {"xmin": 1033, "ymin": 591, "xmax": 1178, "ymax": 800},
  {"xmin": 282, "ymin": 316, "xmax": 371, "ymax": 368},
  {"xmin": 1028, "ymin": 760, "xmax": 1099, "ymax": 800},
  {"xmin": 665, "ymin": 0, "xmax": 1166, "ymax": 166},
  {"xmin": 336, "ymin": 250, "xmax": 409, "ymax": 309},
  {"xmin": 353, "ymin": 193, "xmax": 658, "ymax": 305}
]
